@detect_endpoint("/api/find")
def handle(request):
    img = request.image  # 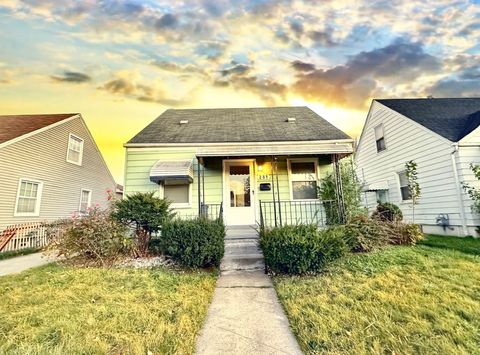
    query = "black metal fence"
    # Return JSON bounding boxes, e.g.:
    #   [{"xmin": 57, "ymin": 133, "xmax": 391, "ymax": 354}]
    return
[
  {"xmin": 200, "ymin": 202, "xmax": 223, "ymax": 220},
  {"xmin": 259, "ymin": 199, "xmax": 340, "ymax": 228}
]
